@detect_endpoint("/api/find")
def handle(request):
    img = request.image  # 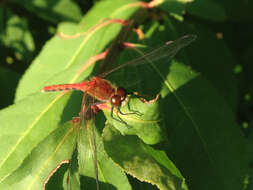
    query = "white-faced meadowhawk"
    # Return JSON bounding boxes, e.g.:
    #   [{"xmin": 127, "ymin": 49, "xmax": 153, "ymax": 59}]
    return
[{"xmin": 42, "ymin": 34, "xmax": 197, "ymax": 189}]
